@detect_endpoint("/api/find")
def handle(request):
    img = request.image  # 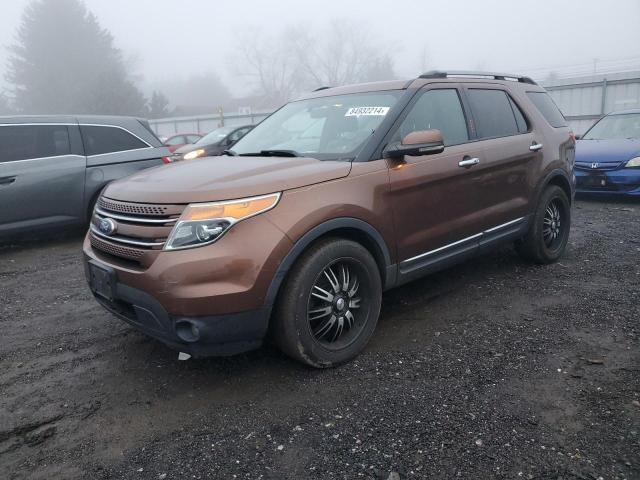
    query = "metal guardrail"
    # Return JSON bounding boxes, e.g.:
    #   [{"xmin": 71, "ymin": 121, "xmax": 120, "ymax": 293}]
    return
[
  {"xmin": 542, "ymin": 71, "xmax": 640, "ymax": 133},
  {"xmin": 149, "ymin": 110, "xmax": 274, "ymax": 136}
]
